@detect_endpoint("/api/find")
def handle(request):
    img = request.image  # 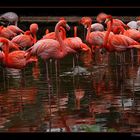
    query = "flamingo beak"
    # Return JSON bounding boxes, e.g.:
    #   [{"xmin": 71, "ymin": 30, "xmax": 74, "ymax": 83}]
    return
[
  {"xmin": 0, "ymin": 42, "xmax": 3, "ymax": 47},
  {"xmin": 105, "ymin": 18, "xmax": 110, "ymax": 24},
  {"xmin": 66, "ymin": 24, "xmax": 70, "ymax": 31},
  {"xmin": 84, "ymin": 24, "xmax": 88, "ymax": 28}
]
